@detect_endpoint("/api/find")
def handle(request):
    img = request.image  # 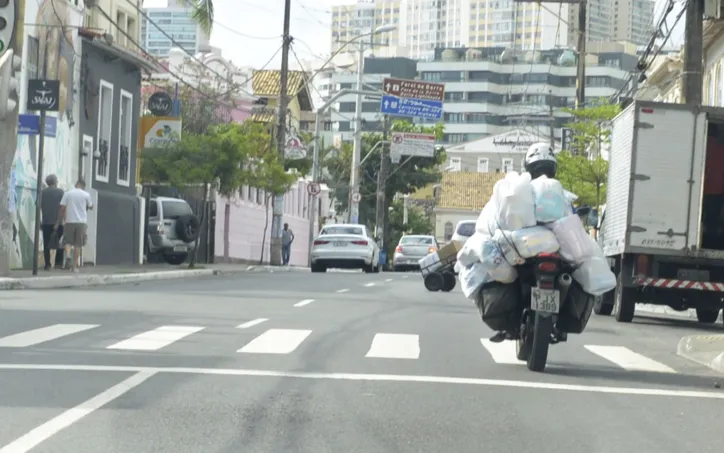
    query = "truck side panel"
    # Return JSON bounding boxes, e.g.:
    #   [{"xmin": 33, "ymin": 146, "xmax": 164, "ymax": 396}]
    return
[
  {"xmin": 601, "ymin": 106, "xmax": 634, "ymax": 256},
  {"xmin": 627, "ymin": 106, "xmax": 705, "ymax": 252}
]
